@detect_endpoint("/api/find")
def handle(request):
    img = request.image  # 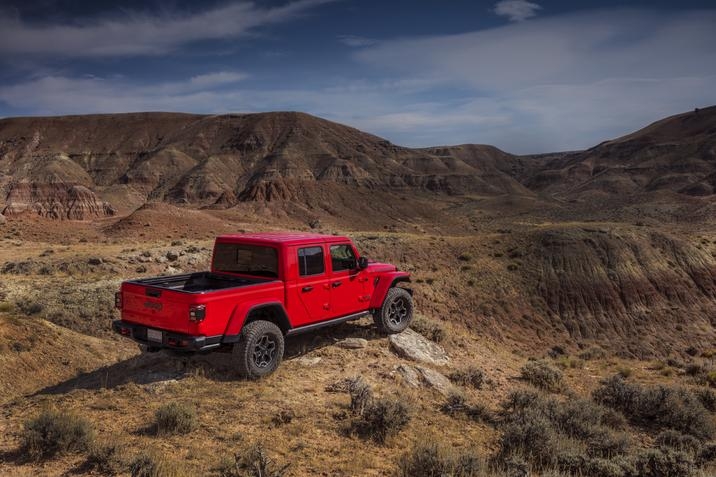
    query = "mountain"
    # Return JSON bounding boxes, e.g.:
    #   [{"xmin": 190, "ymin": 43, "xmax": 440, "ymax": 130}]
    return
[
  {"xmin": 524, "ymin": 106, "xmax": 716, "ymax": 198},
  {"xmin": 0, "ymin": 112, "xmax": 529, "ymax": 220}
]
